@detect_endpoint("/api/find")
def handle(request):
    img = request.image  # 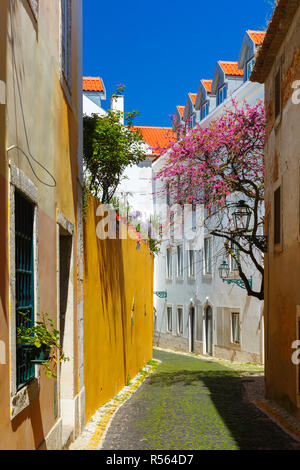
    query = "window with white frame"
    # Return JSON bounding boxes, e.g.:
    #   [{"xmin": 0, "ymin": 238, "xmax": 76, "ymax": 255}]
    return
[
  {"xmin": 231, "ymin": 312, "xmax": 240, "ymax": 344},
  {"xmin": 217, "ymin": 85, "xmax": 227, "ymax": 106},
  {"xmin": 176, "ymin": 245, "xmax": 183, "ymax": 277},
  {"xmin": 190, "ymin": 114, "xmax": 196, "ymax": 128},
  {"xmin": 166, "ymin": 247, "xmax": 173, "ymax": 278},
  {"xmin": 201, "ymin": 102, "xmax": 209, "ymax": 120},
  {"xmin": 167, "ymin": 307, "xmax": 172, "ymax": 332},
  {"xmin": 188, "ymin": 249, "xmax": 195, "ymax": 277},
  {"xmin": 177, "ymin": 307, "xmax": 183, "ymax": 335},
  {"xmin": 246, "ymin": 58, "xmax": 255, "ymax": 80},
  {"xmin": 61, "ymin": 0, "xmax": 72, "ymax": 89},
  {"xmin": 204, "ymin": 238, "xmax": 212, "ymax": 275}
]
